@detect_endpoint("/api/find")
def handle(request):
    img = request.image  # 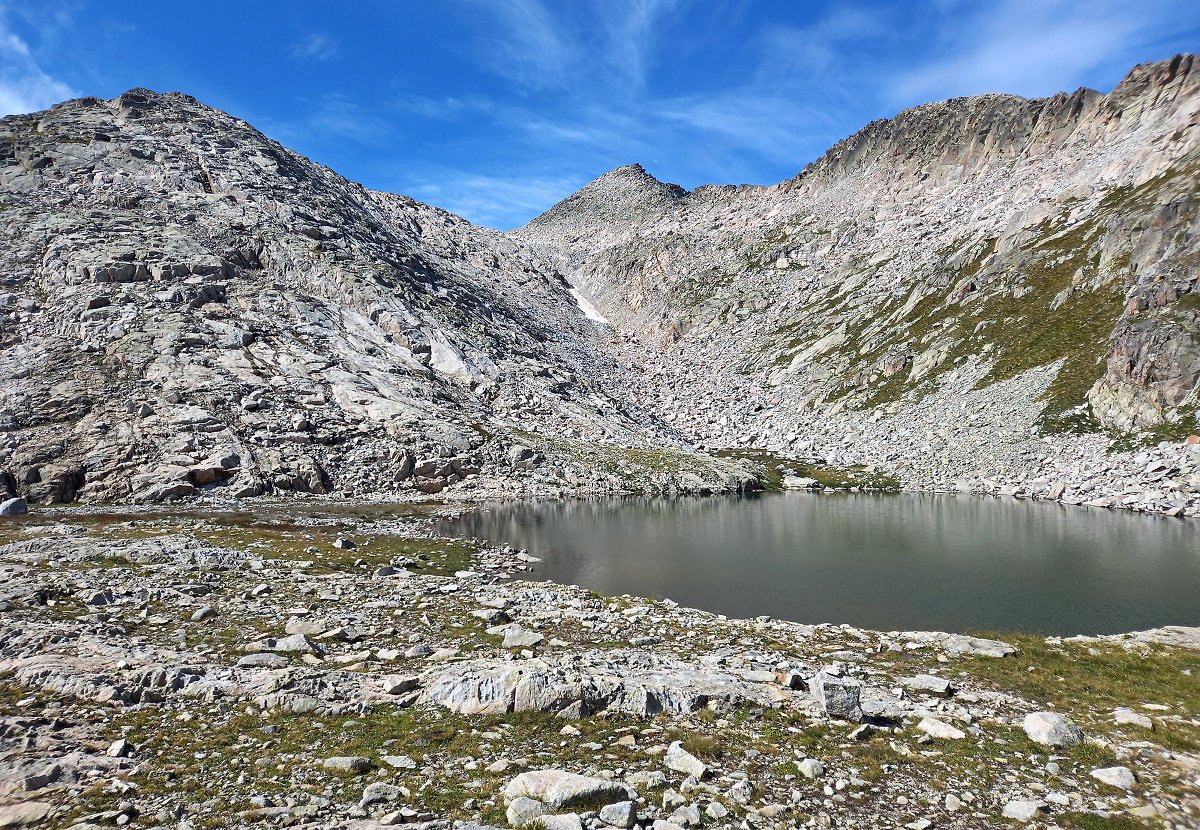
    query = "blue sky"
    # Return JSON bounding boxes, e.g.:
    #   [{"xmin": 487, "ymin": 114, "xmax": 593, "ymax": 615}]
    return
[{"xmin": 1, "ymin": 1, "xmax": 1197, "ymax": 229}]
